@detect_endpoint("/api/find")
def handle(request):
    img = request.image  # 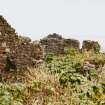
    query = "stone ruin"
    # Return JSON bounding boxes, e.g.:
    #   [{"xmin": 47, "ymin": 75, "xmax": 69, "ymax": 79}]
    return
[
  {"xmin": 0, "ymin": 16, "xmax": 101, "ymax": 74},
  {"xmin": 0, "ymin": 16, "xmax": 43, "ymax": 73},
  {"xmin": 40, "ymin": 33, "xmax": 101, "ymax": 55}
]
